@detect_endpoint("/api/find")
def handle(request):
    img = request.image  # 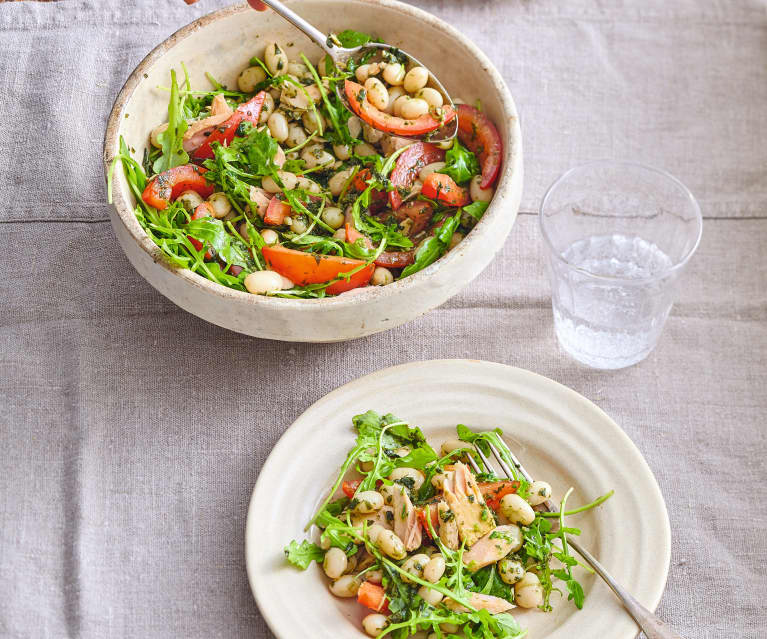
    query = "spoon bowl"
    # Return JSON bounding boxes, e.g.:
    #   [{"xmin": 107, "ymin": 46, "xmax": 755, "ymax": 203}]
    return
[{"xmin": 260, "ymin": 0, "xmax": 457, "ymax": 140}]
